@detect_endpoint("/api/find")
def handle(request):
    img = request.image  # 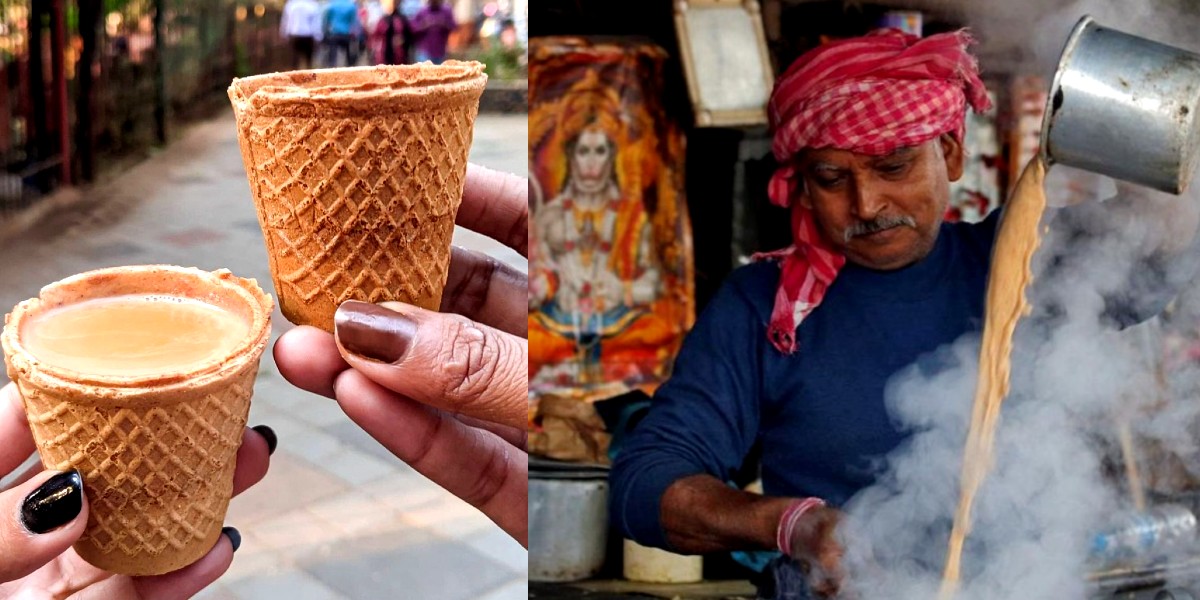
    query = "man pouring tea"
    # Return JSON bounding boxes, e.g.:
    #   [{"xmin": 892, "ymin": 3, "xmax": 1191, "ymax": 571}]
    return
[{"xmin": 610, "ymin": 27, "xmax": 1200, "ymax": 599}]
